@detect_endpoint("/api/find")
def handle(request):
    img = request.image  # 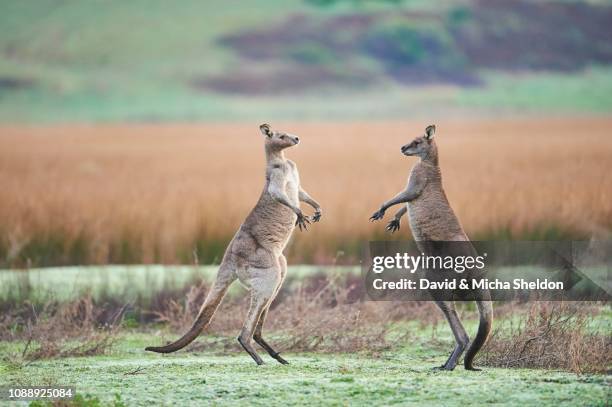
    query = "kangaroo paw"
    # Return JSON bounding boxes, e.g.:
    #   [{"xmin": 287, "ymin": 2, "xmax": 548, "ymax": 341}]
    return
[
  {"xmin": 369, "ymin": 209, "xmax": 385, "ymax": 221},
  {"xmin": 386, "ymin": 219, "xmax": 400, "ymax": 233},
  {"xmin": 295, "ymin": 213, "xmax": 311, "ymax": 231}
]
